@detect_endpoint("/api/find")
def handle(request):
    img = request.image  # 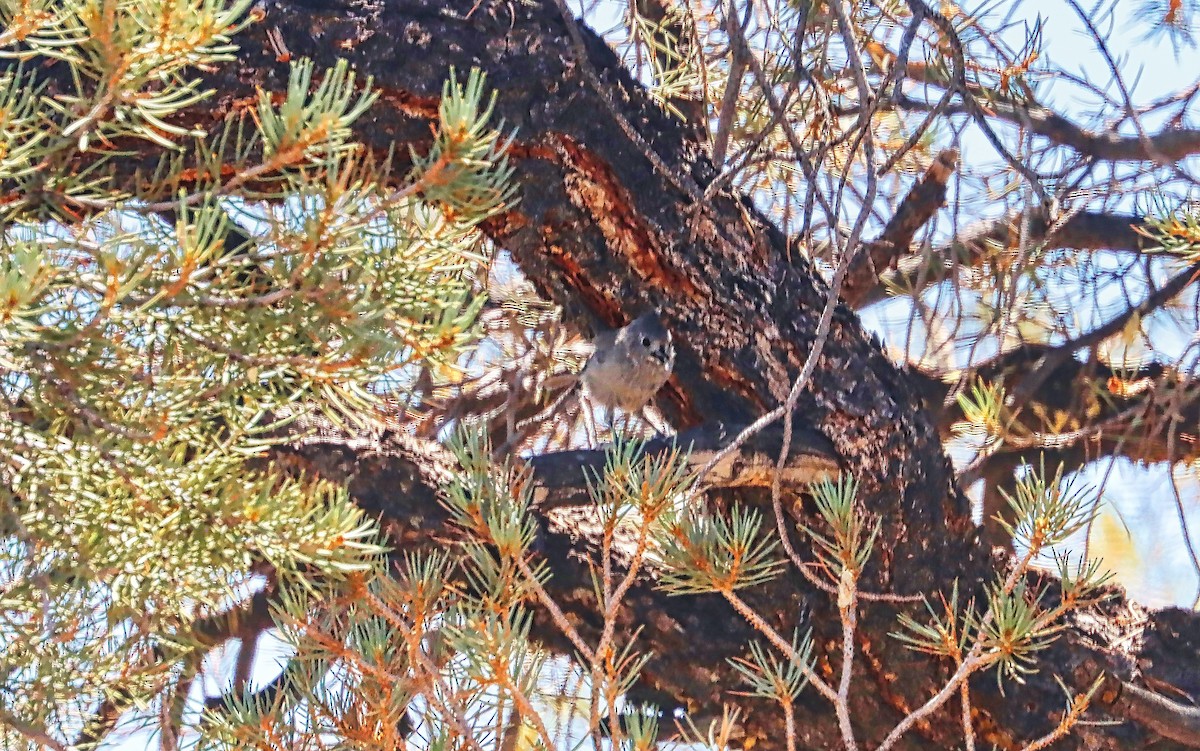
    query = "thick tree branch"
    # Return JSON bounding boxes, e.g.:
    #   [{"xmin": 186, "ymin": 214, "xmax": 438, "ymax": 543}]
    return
[
  {"xmin": 842, "ymin": 148, "xmax": 959, "ymax": 308},
  {"xmin": 528, "ymin": 421, "xmax": 840, "ymax": 510},
  {"xmin": 173, "ymin": 0, "xmax": 1200, "ymax": 744},
  {"xmin": 893, "ymin": 96, "xmax": 1200, "ymax": 162},
  {"xmin": 912, "ymin": 261, "xmax": 1200, "ymax": 466},
  {"xmin": 279, "ymin": 429, "xmax": 1200, "ymax": 750},
  {"xmin": 1116, "ymin": 681, "xmax": 1200, "ymax": 747},
  {"xmin": 866, "ymin": 39, "xmax": 1200, "ymax": 163},
  {"xmin": 912, "ymin": 337, "xmax": 1199, "ymax": 546},
  {"xmin": 991, "ymin": 104, "xmax": 1200, "ymax": 162},
  {"xmin": 1005, "ymin": 262, "xmax": 1200, "ymax": 407},
  {"xmin": 917, "ymin": 354, "xmax": 1200, "ymax": 463},
  {"xmin": 857, "ymin": 208, "xmax": 1153, "ymax": 308}
]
